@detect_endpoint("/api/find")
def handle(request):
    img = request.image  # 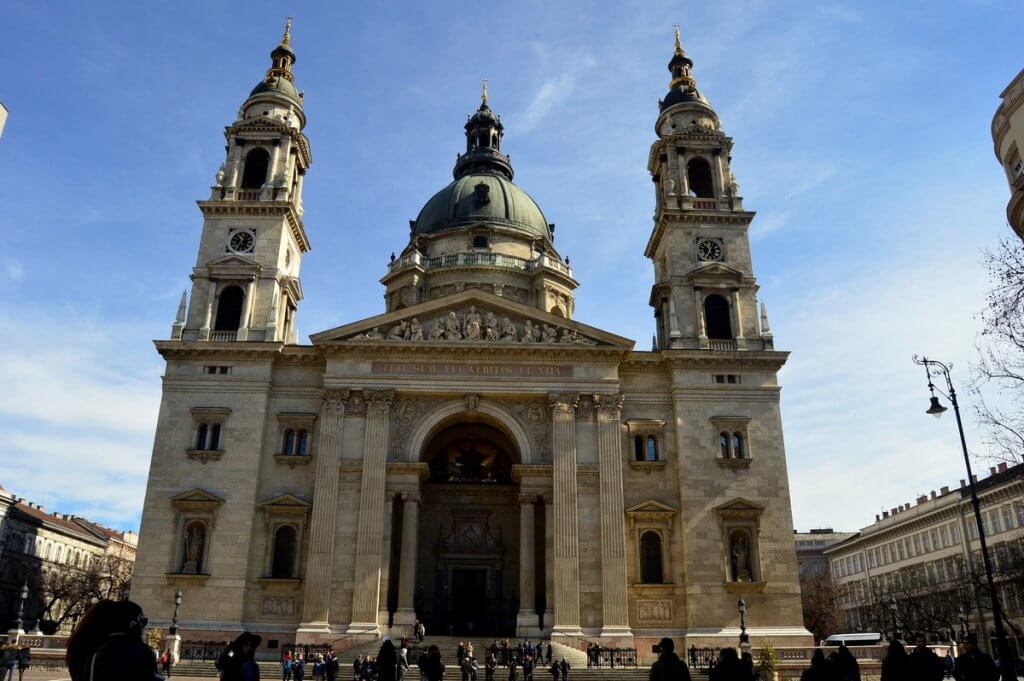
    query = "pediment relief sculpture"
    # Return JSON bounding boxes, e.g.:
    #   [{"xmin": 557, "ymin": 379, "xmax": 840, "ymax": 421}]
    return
[{"xmin": 348, "ymin": 305, "xmax": 598, "ymax": 345}]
